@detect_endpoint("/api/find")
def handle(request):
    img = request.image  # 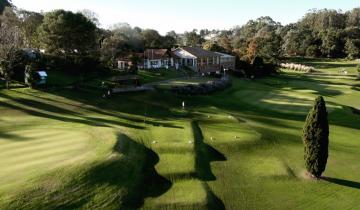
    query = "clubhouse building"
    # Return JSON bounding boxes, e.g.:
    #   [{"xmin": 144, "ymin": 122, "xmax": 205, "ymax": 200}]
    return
[{"xmin": 118, "ymin": 47, "xmax": 236, "ymax": 74}]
